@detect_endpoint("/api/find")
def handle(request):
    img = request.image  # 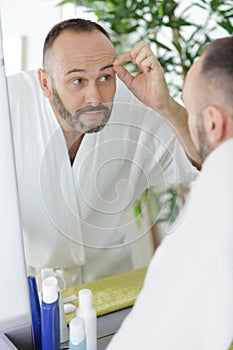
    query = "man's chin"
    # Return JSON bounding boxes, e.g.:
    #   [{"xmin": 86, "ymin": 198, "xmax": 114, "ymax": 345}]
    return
[
  {"xmin": 66, "ymin": 110, "xmax": 111, "ymax": 133},
  {"xmin": 84, "ymin": 122, "xmax": 107, "ymax": 134},
  {"xmin": 70, "ymin": 120, "xmax": 108, "ymax": 134},
  {"xmin": 82, "ymin": 114, "xmax": 111, "ymax": 133}
]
